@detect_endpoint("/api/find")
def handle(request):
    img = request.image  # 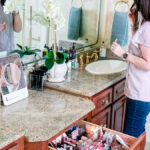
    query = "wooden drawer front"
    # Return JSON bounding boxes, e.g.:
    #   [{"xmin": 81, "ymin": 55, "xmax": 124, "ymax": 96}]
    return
[
  {"xmin": 91, "ymin": 107, "xmax": 111, "ymax": 128},
  {"xmin": 92, "ymin": 88, "xmax": 112, "ymax": 116},
  {"xmin": 113, "ymin": 80, "xmax": 125, "ymax": 102},
  {"xmin": 1, "ymin": 137, "xmax": 24, "ymax": 150}
]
